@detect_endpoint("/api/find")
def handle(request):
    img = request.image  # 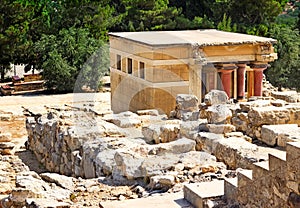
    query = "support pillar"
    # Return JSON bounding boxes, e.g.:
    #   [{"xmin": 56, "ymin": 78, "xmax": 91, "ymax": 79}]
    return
[
  {"xmin": 251, "ymin": 63, "xmax": 268, "ymax": 96},
  {"xmin": 217, "ymin": 64, "xmax": 237, "ymax": 98},
  {"xmin": 189, "ymin": 59, "xmax": 203, "ymax": 101},
  {"xmin": 236, "ymin": 64, "xmax": 247, "ymax": 99},
  {"xmin": 220, "ymin": 70, "xmax": 233, "ymax": 97}
]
